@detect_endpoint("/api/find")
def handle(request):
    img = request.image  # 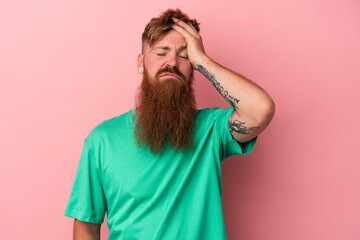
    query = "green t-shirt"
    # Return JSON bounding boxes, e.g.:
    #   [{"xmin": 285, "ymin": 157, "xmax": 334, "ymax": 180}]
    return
[{"xmin": 65, "ymin": 107, "xmax": 257, "ymax": 239}]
